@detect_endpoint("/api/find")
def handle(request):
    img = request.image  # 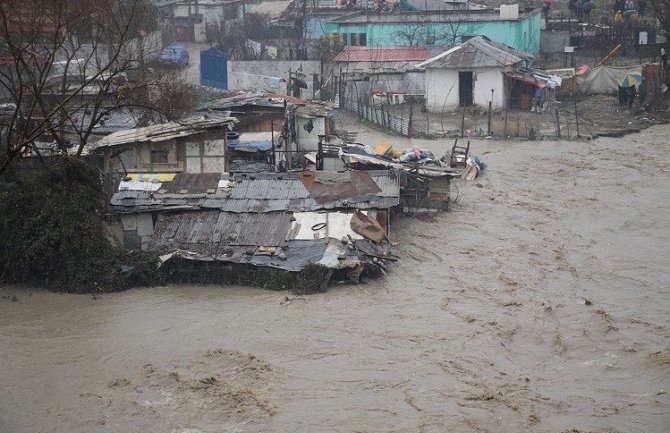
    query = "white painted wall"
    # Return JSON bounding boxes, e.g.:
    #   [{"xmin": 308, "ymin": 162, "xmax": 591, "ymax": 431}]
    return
[
  {"xmin": 295, "ymin": 116, "xmax": 326, "ymax": 152},
  {"xmin": 227, "ymin": 60, "xmax": 322, "ymax": 97},
  {"xmin": 425, "ymin": 67, "xmax": 505, "ymax": 112}
]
